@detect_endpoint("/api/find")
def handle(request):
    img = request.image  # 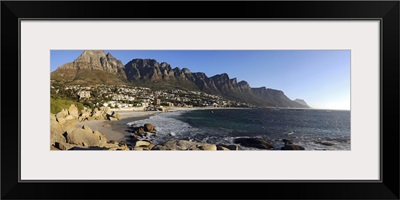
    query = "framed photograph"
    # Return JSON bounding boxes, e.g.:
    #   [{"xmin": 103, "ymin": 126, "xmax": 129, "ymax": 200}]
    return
[{"xmin": 2, "ymin": 1, "xmax": 399, "ymax": 199}]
